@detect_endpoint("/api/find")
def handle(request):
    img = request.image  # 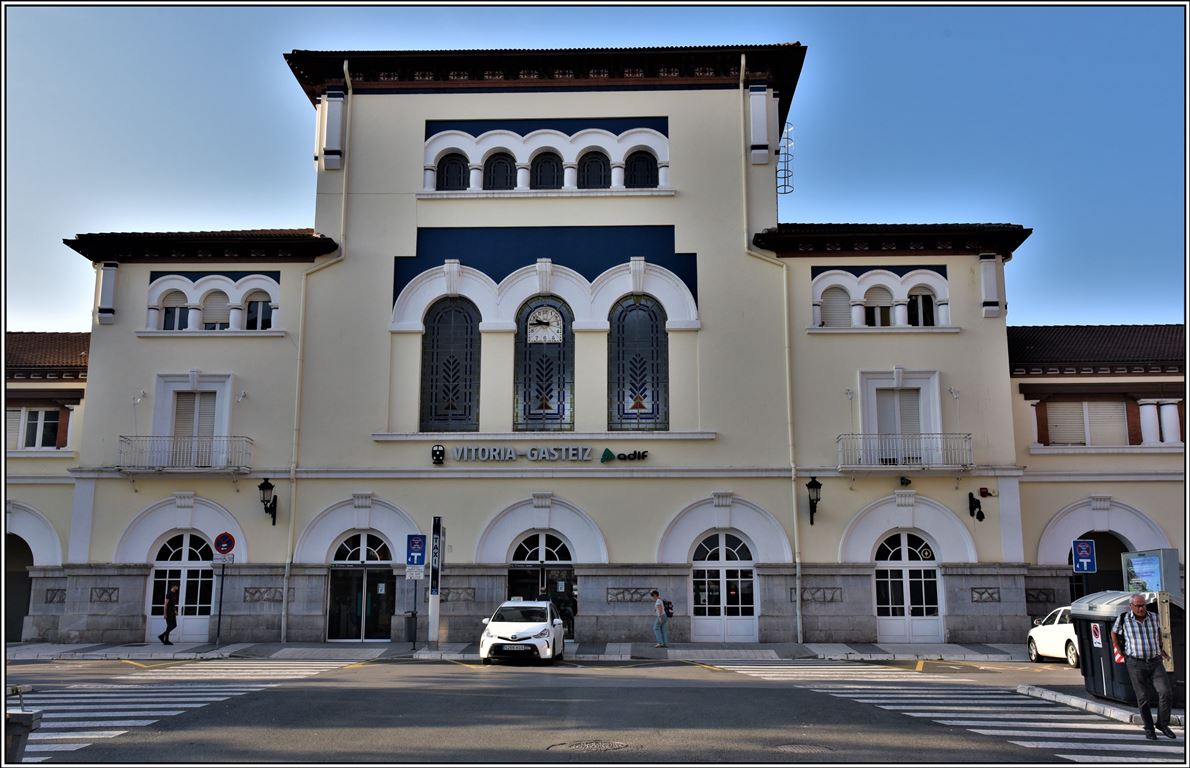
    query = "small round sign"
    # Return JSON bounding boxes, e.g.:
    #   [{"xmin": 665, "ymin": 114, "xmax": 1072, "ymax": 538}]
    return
[{"xmin": 214, "ymin": 531, "xmax": 236, "ymax": 555}]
